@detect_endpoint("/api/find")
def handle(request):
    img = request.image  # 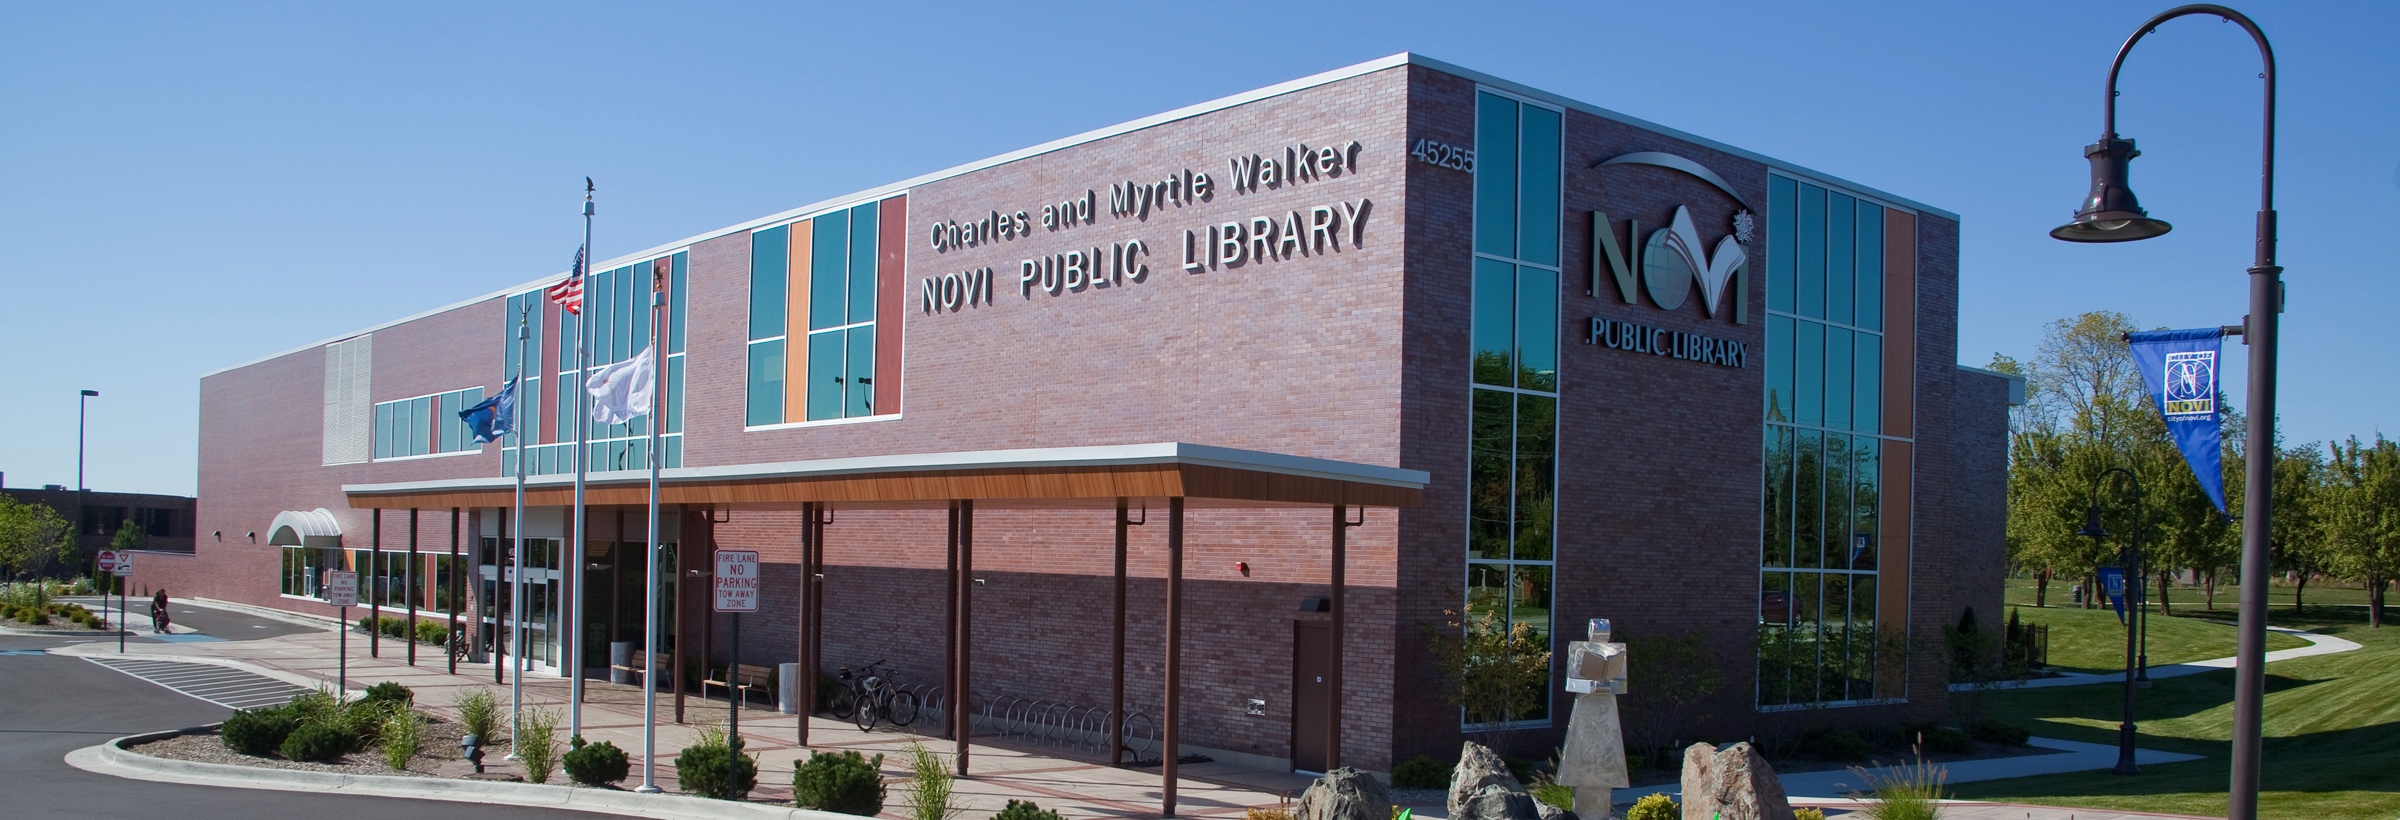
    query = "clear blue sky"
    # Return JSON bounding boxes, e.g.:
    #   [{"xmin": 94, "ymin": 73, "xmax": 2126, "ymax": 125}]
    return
[{"xmin": 3, "ymin": 1, "xmax": 2393, "ymax": 496}]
